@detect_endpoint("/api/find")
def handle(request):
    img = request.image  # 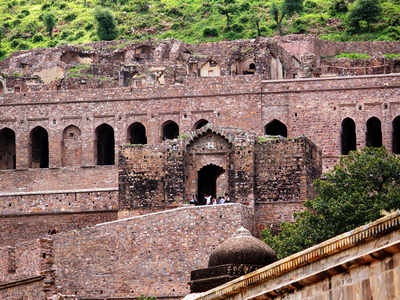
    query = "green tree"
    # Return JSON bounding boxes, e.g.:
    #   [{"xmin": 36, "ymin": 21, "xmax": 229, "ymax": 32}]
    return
[
  {"xmin": 94, "ymin": 7, "xmax": 118, "ymax": 41},
  {"xmin": 216, "ymin": 0, "xmax": 238, "ymax": 30},
  {"xmin": 270, "ymin": 0, "xmax": 303, "ymax": 35},
  {"xmin": 249, "ymin": 3, "xmax": 267, "ymax": 37},
  {"xmin": 263, "ymin": 147, "xmax": 400, "ymax": 259},
  {"xmin": 42, "ymin": 12, "xmax": 56, "ymax": 38},
  {"xmin": 347, "ymin": 0, "xmax": 382, "ymax": 32}
]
